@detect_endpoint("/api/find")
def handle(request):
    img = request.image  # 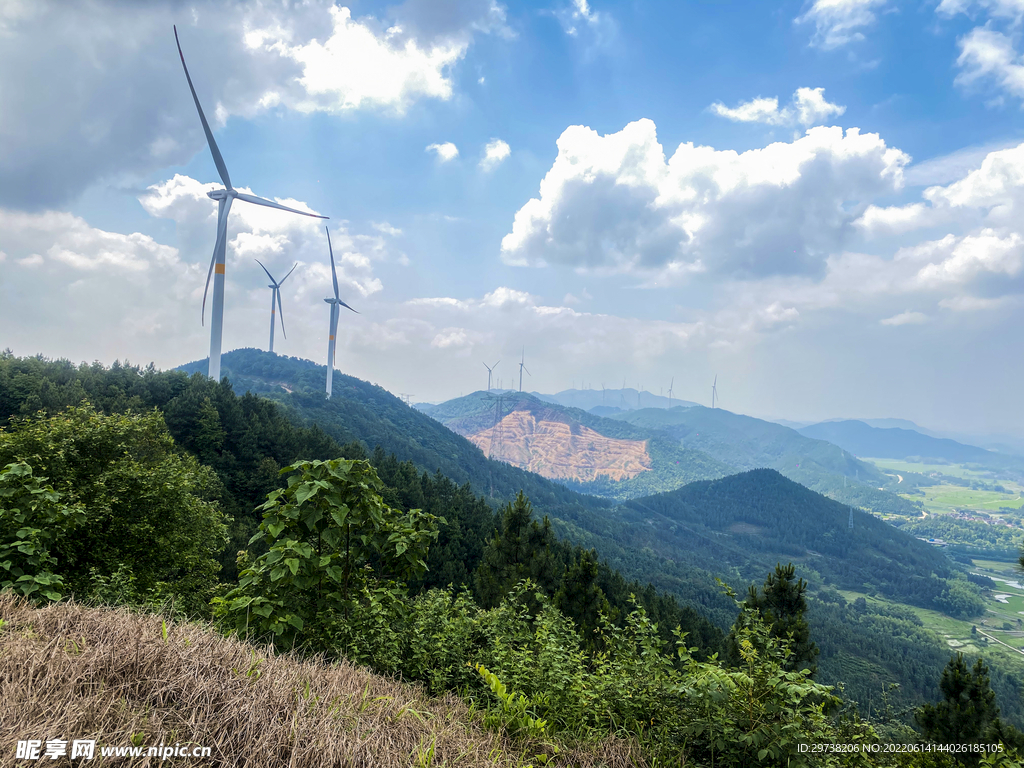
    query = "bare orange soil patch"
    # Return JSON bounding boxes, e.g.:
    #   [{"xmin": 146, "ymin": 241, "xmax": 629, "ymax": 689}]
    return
[{"xmin": 468, "ymin": 410, "xmax": 651, "ymax": 483}]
